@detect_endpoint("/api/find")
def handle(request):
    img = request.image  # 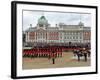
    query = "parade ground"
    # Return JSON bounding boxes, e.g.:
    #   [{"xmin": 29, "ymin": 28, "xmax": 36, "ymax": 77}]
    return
[{"xmin": 22, "ymin": 51, "xmax": 90, "ymax": 69}]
